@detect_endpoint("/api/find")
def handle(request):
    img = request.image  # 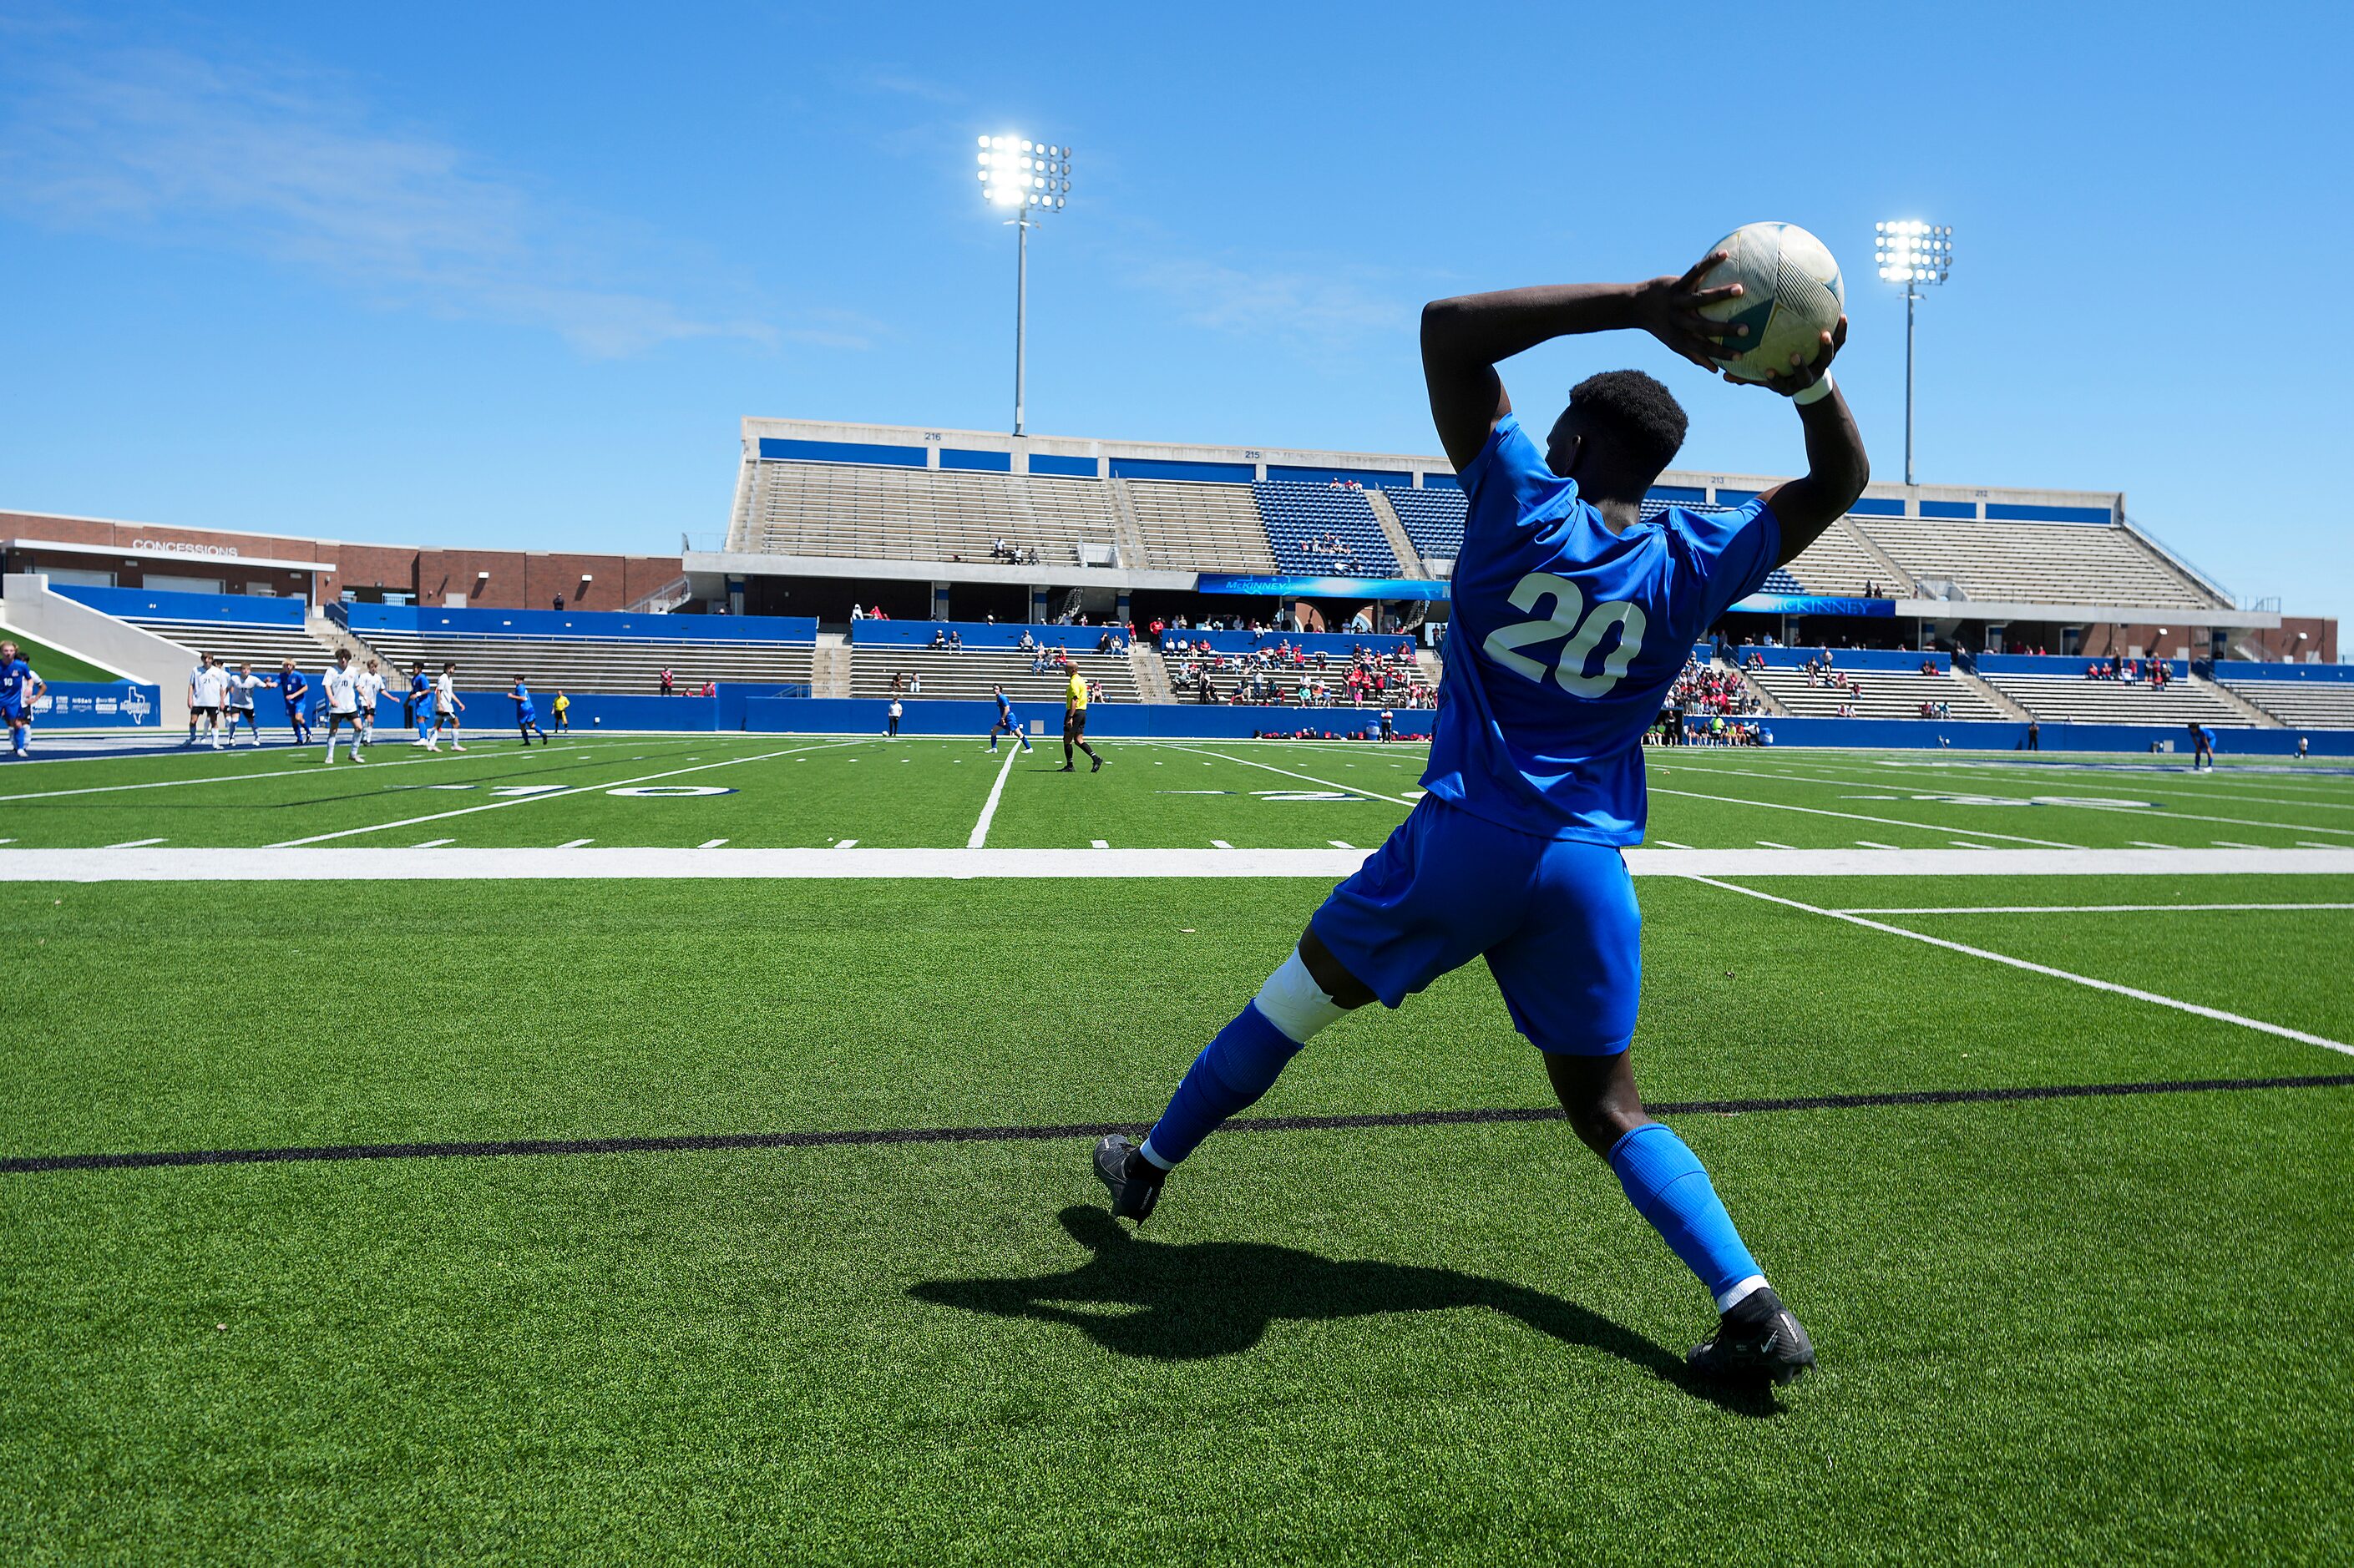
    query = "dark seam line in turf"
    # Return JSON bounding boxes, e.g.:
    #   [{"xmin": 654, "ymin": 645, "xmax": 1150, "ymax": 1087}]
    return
[{"xmin": 6, "ymin": 1074, "xmax": 2351, "ymax": 1176}]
